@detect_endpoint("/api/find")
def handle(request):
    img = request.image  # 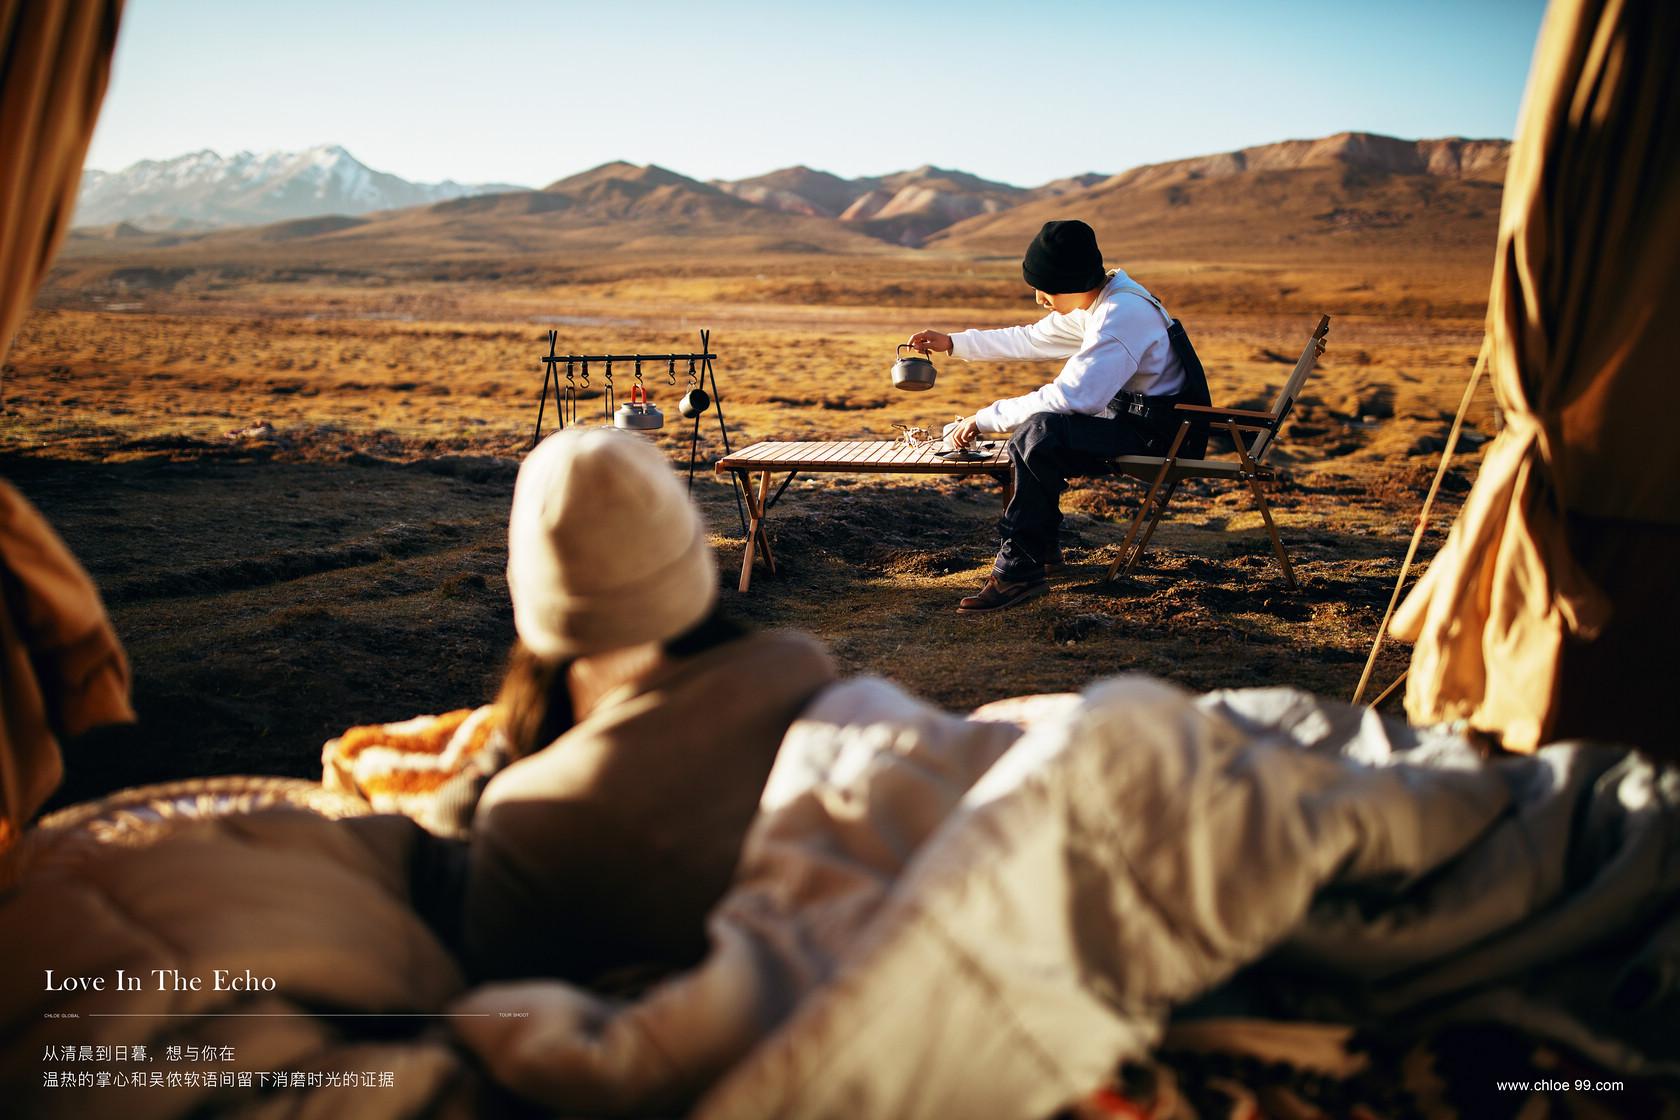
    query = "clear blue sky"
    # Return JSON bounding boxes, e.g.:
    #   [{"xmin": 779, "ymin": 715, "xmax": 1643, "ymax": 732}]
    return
[{"xmin": 85, "ymin": 0, "xmax": 1549, "ymax": 188}]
